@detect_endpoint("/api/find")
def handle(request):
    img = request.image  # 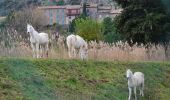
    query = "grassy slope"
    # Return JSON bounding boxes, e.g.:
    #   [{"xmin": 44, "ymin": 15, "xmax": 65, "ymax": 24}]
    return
[{"xmin": 0, "ymin": 58, "xmax": 170, "ymax": 100}]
